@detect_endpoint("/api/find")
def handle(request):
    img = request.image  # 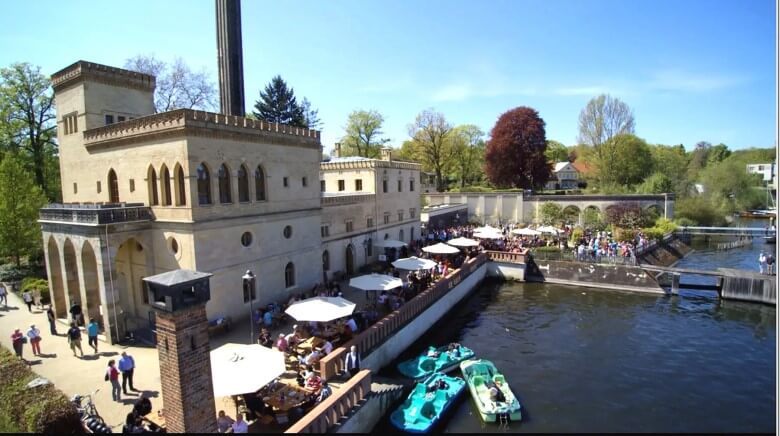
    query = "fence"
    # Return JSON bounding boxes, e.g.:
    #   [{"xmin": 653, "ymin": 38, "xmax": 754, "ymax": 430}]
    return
[
  {"xmin": 284, "ymin": 369, "xmax": 372, "ymax": 433},
  {"xmin": 318, "ymin": 254, "xmax": 487, "ymax": 381},
  {"xmin": 527, "ymin": 249, "xmax": 638, "ymax": 266},
  {"xmin": 715, "ymin": 237, "xmax": 753, "ymax": 251}
]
